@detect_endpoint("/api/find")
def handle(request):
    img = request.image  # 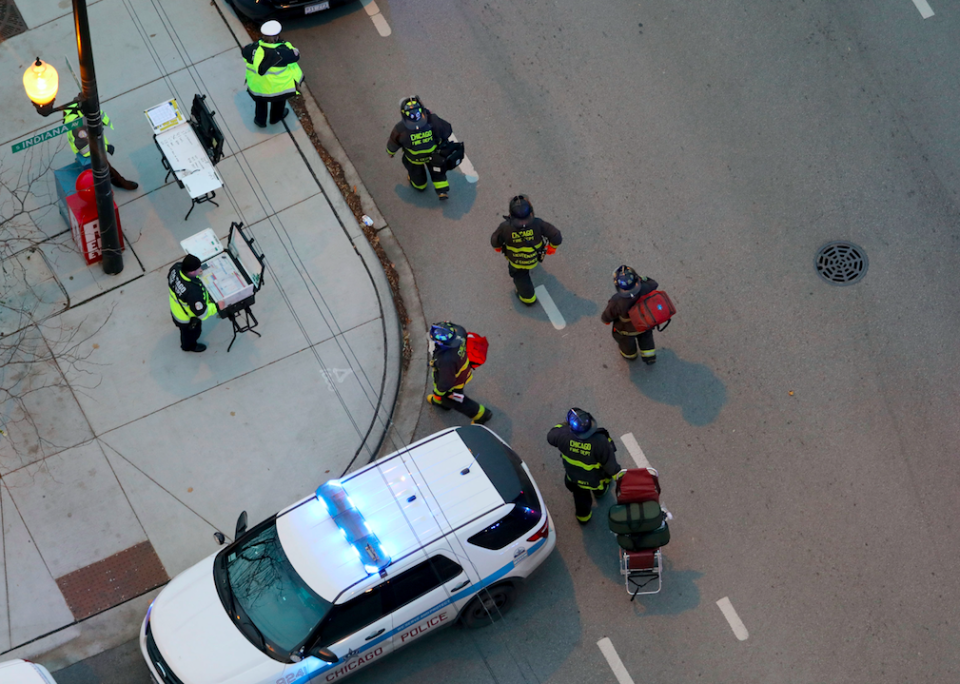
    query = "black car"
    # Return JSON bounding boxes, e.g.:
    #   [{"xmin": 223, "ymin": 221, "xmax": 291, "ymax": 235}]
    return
[{"xmin": 228, "ymin": 0, "xmax": 353, "ymax": 22}]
